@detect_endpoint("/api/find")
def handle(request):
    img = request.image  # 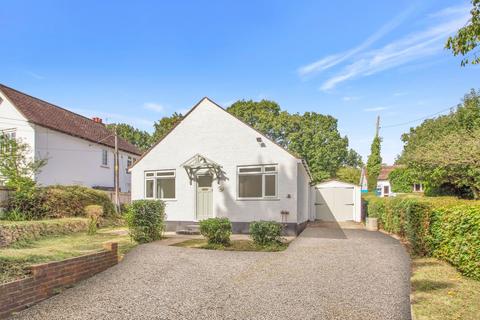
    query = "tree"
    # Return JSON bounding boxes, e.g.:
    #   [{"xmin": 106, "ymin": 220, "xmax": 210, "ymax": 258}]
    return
[
  {"xmin": 106, "ymin": 123, "xmax": 151, "ymax": 151},
  {"xmin": 343, "ymin": 149, "xmax": 364, "ymax": 168},
  {"xmin": 336, "ymin": 166, "xmax": 361, "ymax": 185},
  {"xmin": 388, "ymin": 167, "xmax": 415, "ymax": 193},
  {"xmin": 0, "ymin": 136, "xmax": 47, "ymax": 217},
  {"xmin": 446, "ymin": 0, "xmax": 480, "ymax": 66},
  {"xmin": 399, "ymin": 89, "xmax": 480, "ymax": 198},
  {"xmin": 151, "ymin": 112, "xmax": 184, "ymax": 143},
  {"xmin": 366, "ymin": 135, "xmax": 382, "ymax": 191}
]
